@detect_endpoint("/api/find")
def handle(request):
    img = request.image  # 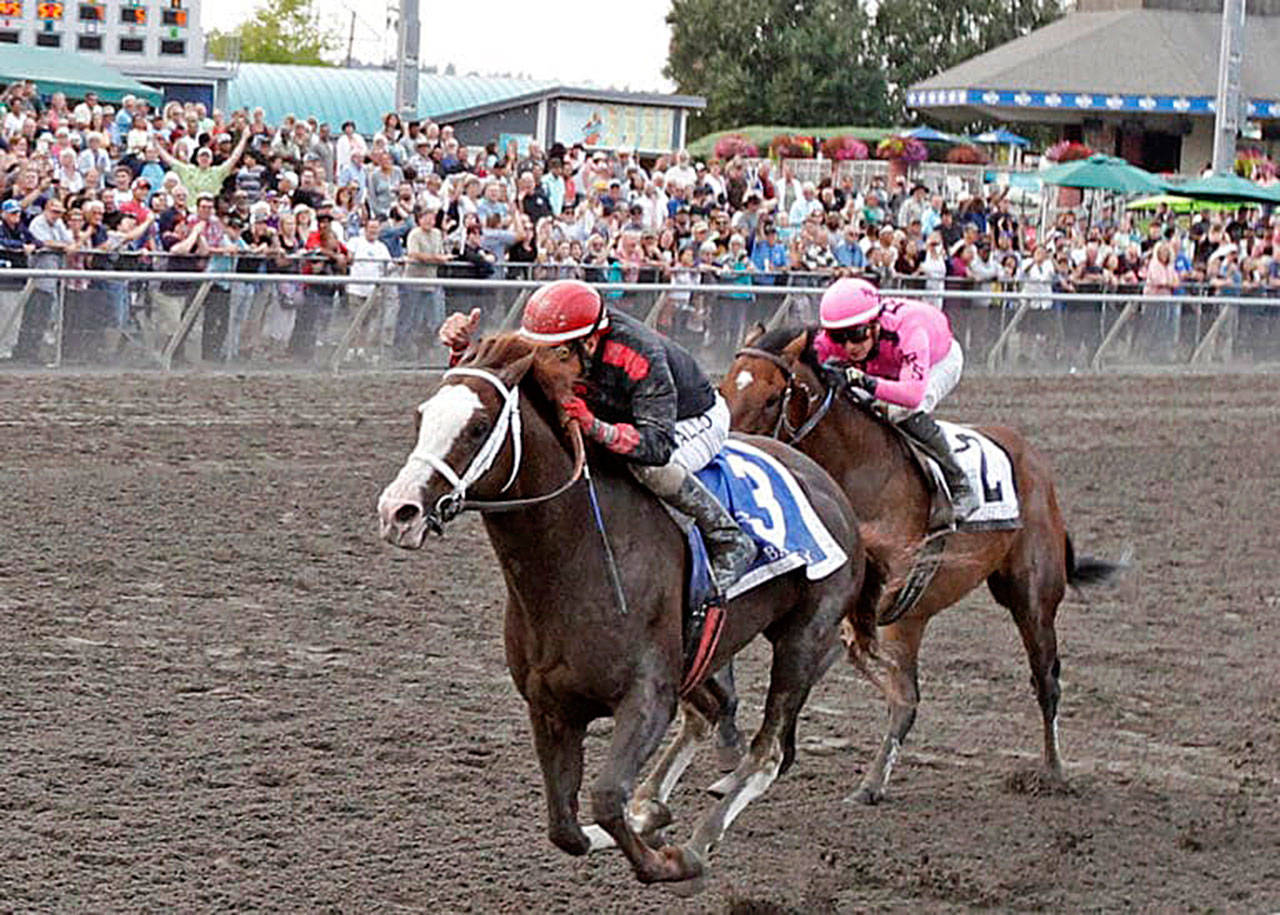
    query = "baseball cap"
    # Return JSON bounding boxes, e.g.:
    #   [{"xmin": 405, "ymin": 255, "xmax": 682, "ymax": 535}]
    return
[{"xmin": 1, "ymin": 199, "xmax": 21, "ymax": 214}]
